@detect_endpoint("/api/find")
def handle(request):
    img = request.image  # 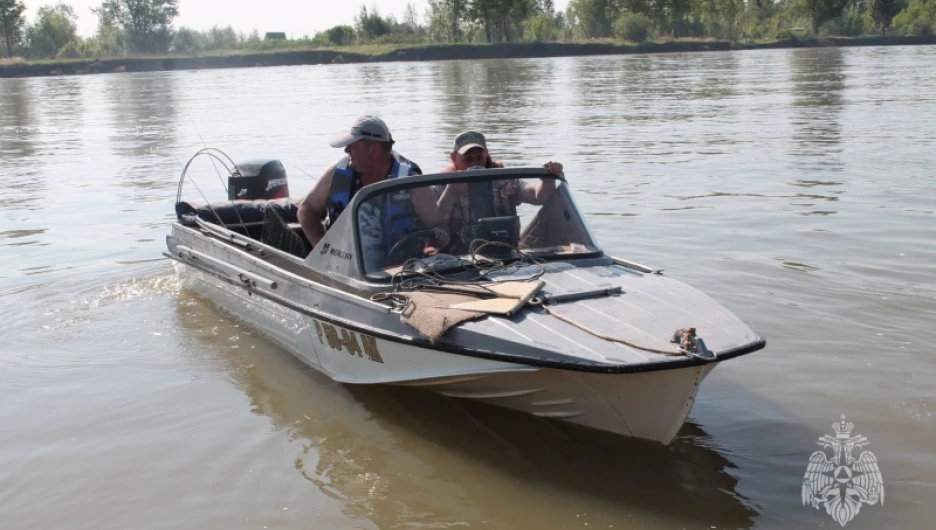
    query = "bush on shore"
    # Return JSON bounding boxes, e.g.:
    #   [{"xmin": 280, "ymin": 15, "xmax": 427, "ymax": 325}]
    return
[{"xmin": 613, "ymin": 13, "xmax": 653, "ymax": 43}]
